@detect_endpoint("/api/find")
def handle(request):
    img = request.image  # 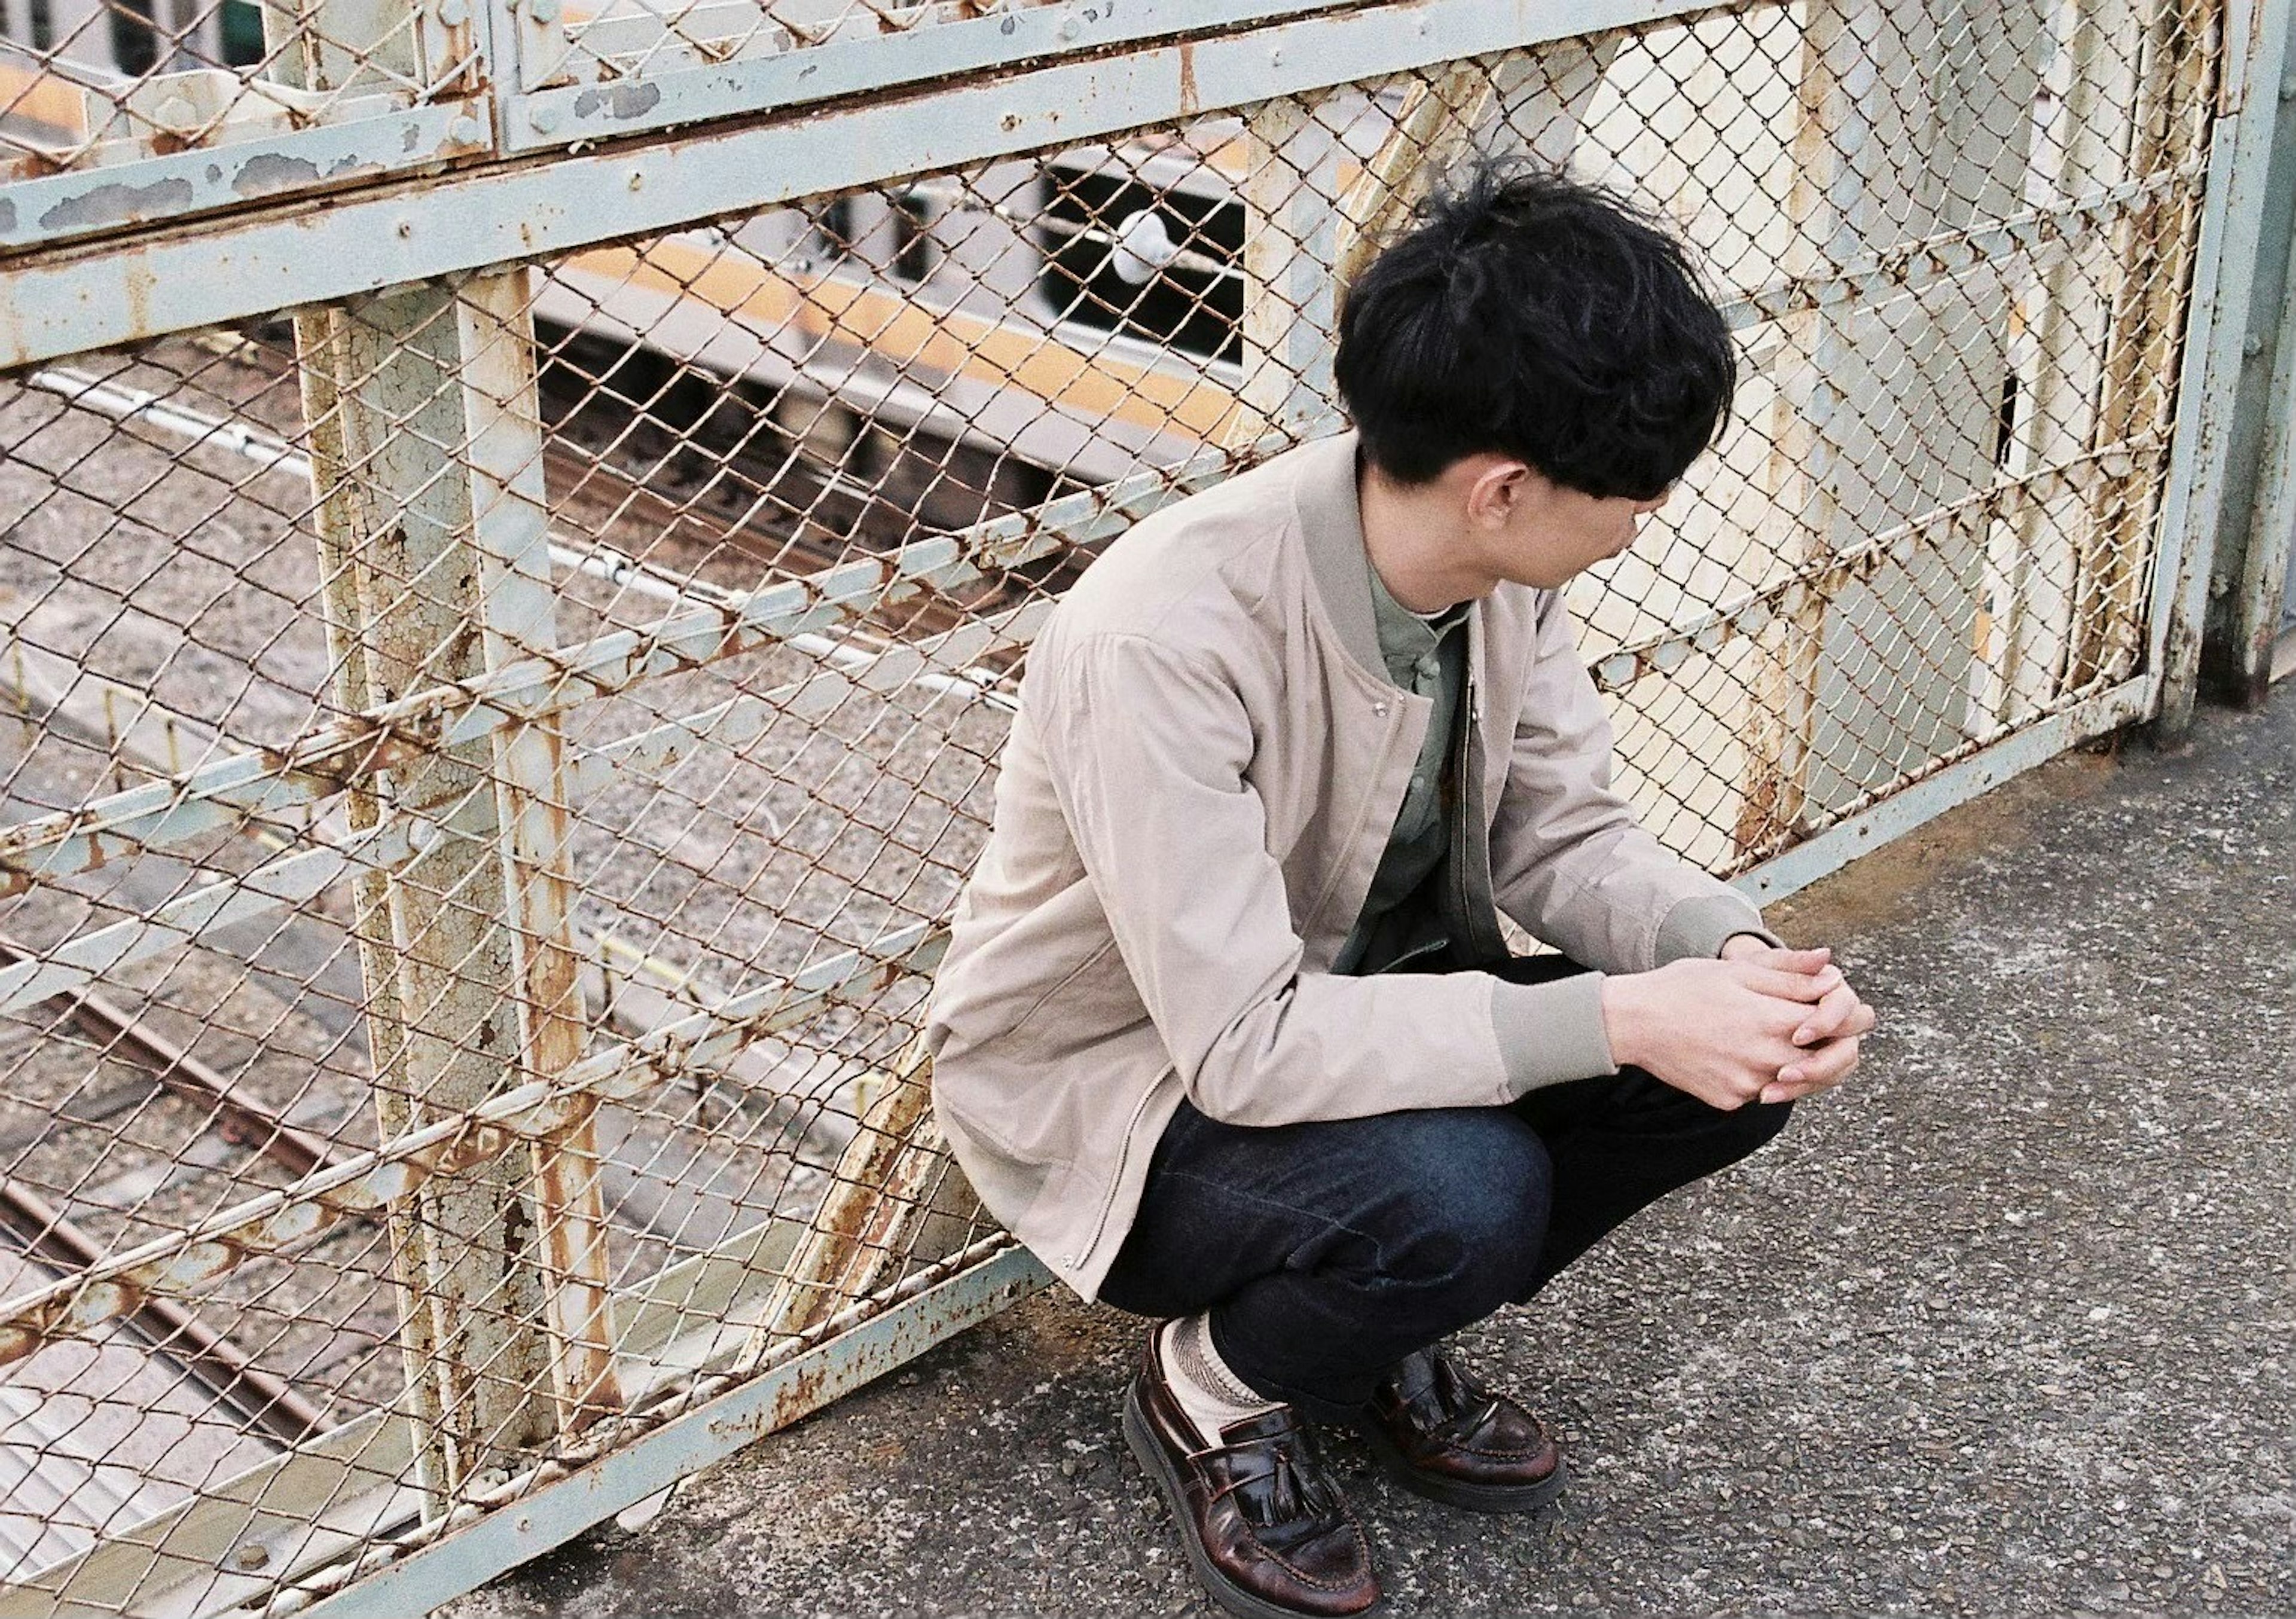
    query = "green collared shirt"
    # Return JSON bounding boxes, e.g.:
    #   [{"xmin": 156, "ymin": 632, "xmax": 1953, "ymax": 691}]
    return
[{"xmin": 1331, "ymin": 566, "xmax": 1470, "ymax": 975}]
